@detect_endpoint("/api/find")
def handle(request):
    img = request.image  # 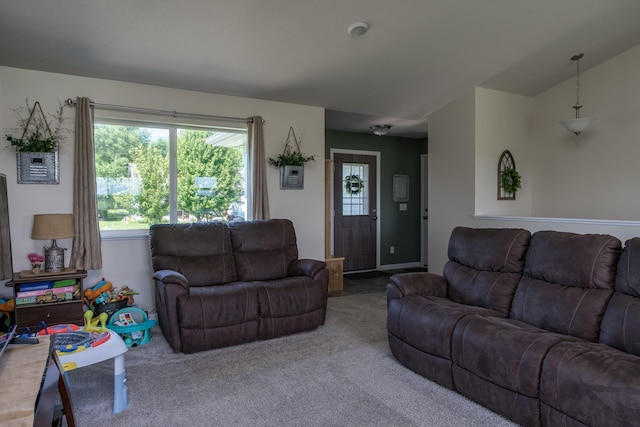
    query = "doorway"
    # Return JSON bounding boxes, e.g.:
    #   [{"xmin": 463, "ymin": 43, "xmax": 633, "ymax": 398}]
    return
[
  {"xmin": 421, "ymin": 154, "xmax": 428, "ymax": 269},
  {"xmin": 333, "ymin": 152, "xmax": 378, "ymax": 272}
]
